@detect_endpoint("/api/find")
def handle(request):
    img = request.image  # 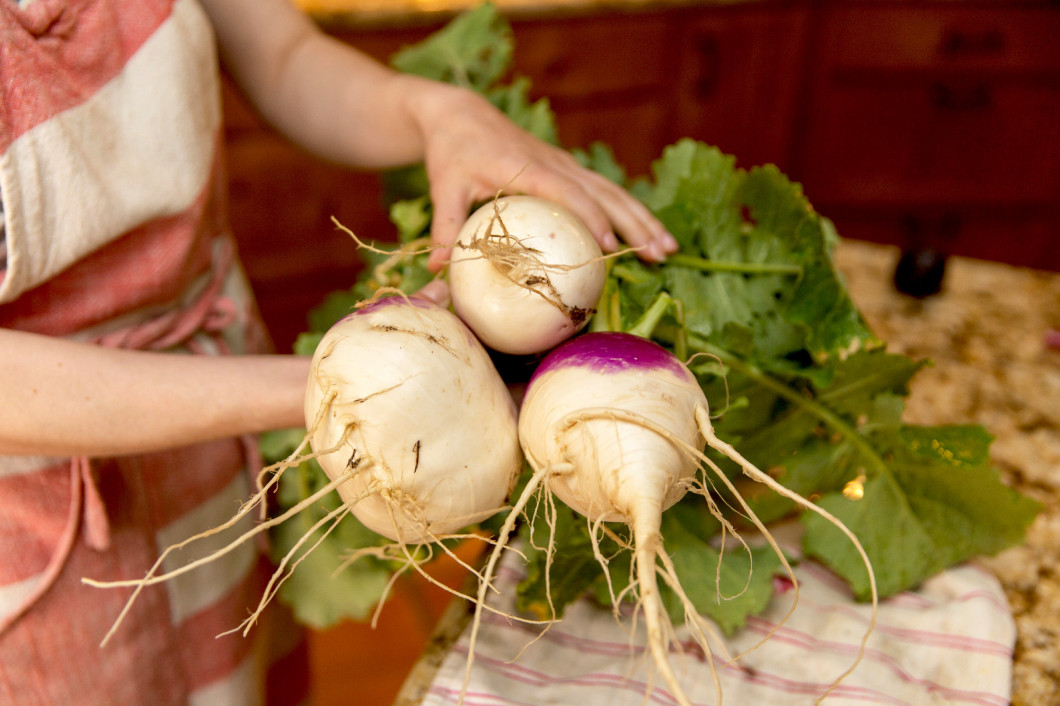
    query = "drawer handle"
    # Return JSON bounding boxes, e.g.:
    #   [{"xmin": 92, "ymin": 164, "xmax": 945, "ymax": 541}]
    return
[
  {"xmin": 930, "ymin": 81, "xmax": 992, "ymax": 111},
  {"xmin": 938, "ymin": 27, "xmax": 1006, "ymax": 58},
  {"xmin": 694, "ymin": 34, "xmax": 721, "ymax": 98}
]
